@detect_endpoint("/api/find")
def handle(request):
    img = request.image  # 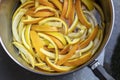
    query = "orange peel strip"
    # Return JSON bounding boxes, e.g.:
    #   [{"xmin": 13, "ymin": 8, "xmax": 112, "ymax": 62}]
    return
[
  {"xmin": 66, "ymin": 0, "xmax": 73, "ymax": 19},
  {"xmin": 79, "ymin": 26, "xmax": 98, "ymax": 49},
  {"xmin": 38, "ymin": 17, "xmax": 68, "ymax": 35},
  {"xmin": 49, "ymin": 0, "xmax": 63, "ymax": 11},
  {"xmin": 23, "ymin": 16, "xmax": 42, "ymax": 24},
  {"xmin": 59, "ymin": 45, "xmax": 70, "ymax": 55},
  {"xmin": 38, "ymin": 0, "xmax": 55, "ymax": 8},
  {"xmin": 49, "ymin": 35, "xmax": 64, "ymax": 49},
  {"xmin": 45, "ymin": 57, "xmax": 74, "ymax": 72},
  {"xmin": 56, "ymin": 43, "xmax": 78, "ymax": 65},
  {"xmin": 60, "ymin": 0, "xmax": 68, "ymax": 19},
  {"xmin": 35, "ymin": 6, "xmax": 59, "ymax": 17},
  {"xmin": 75, "ymin": 0, "xmax": 91, "ymax": 28},
  {"xmin": 25, "ymin": 8, "xmax": 35, "ymax": 15},
  {"xmin": 64, "ymin": 52, "xmax": 92, "ymax": 66},
  {"xmin": 30, "ymin": 31, "xmax": 46, "ymax": 61},
  {"xmin": 13, "ymin": 1, "xmax": 34, "ymax": 20},
  {"xmin": 44, "ymin": 32, "xmax": 67, "ymax": 45},
  {"xmin": 24, "ymin": 3, "xmax": 34, "ymax": 9},
  {"xmin": 68, "ymin": 4, "xmax": 75, "ymax": 26},
  {"xmin": 33, "ymin": 11, "xmax": 54, "ymax": 17},
  {"xmin": 38, "ymin": 33, "xmax": 58, "ymax": 63},
  {"xmin": 26, "ymin": 10, "xmax": 55, "ymax": 18},
  {"xmin": 31, "ymin": 25, "xmax": 58, "ymax": 32}
]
